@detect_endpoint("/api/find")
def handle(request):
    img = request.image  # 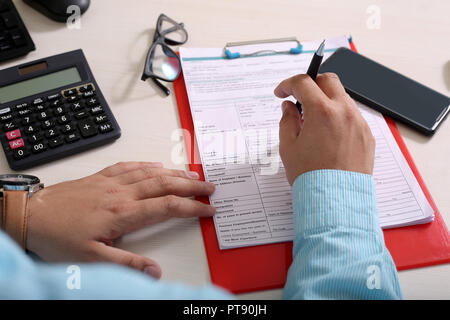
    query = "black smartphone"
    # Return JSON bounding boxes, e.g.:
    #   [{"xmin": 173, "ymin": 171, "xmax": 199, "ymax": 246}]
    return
[{"xmin": 319, "ymin": 48, "xmax": 450, "ymax": 135}]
